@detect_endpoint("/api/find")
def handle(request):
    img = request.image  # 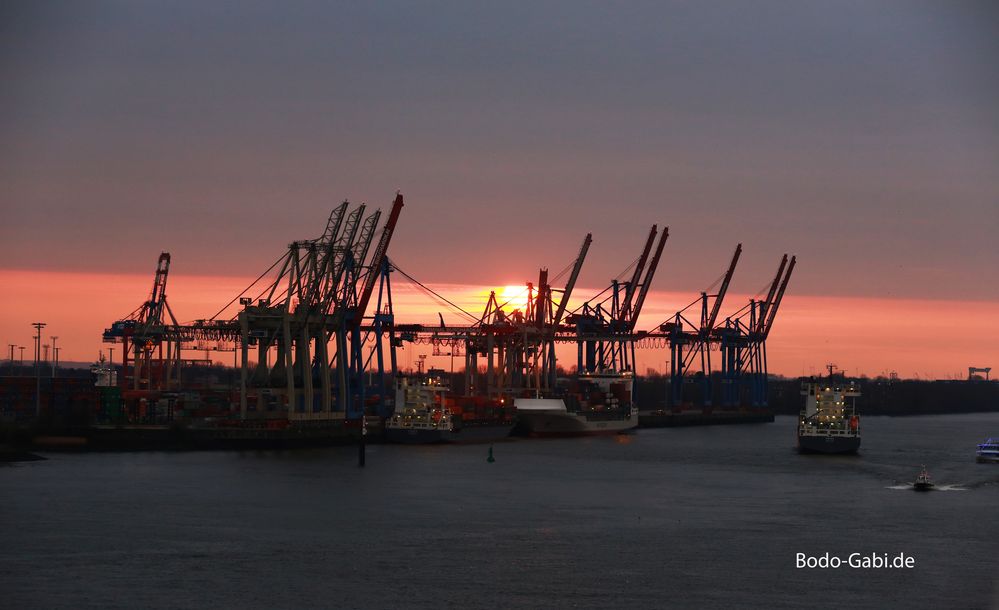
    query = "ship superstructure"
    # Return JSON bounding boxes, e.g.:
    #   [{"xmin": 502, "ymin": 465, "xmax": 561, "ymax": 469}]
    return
[
  {"xmin": 385, "ymin": 369, "xmax": 514, "ymax": 443},
  {"xmin": 797, "ymin": 367, "xmax": 860, "ymax": 454},
  {"xmin": 385, "ymin": 372, "xmax": 452, "ymax": 442}
]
